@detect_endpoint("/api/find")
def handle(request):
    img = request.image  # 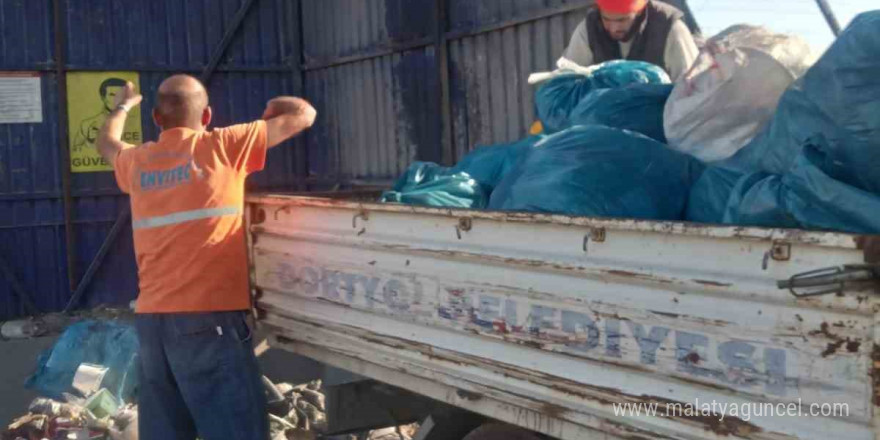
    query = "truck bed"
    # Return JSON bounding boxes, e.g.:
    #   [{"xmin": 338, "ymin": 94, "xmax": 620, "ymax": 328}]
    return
[{"xmin": 247, "ymin": 193, "xmax": 879, "ymax": 440}]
